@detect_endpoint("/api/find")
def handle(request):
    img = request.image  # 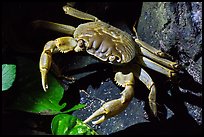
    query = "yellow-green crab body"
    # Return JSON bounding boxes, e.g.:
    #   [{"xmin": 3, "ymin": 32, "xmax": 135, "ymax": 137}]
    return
[
  {"xmin": 35, "ymin": 5, "xmax": 180, "ymax": 125},
  {"xmin": 74, "ymin": 21, "xmax": 137, "ymax": 64}
]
